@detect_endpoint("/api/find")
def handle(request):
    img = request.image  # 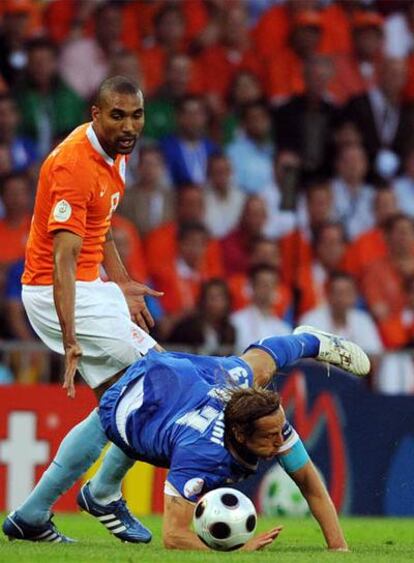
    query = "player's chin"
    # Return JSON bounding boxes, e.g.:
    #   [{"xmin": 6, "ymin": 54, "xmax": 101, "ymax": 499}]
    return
[{"xmin": 116, "ymin": 140, "xmax": 137, "ymax": 154}]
